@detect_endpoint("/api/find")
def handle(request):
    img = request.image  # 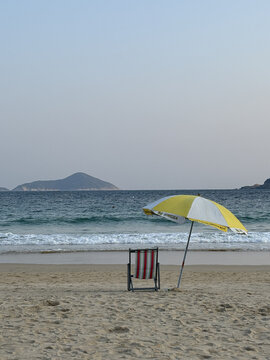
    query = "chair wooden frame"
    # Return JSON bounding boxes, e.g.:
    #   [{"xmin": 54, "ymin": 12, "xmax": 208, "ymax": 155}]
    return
[{"xmin": 127, "ymin": 247, "xmax": 160, "ymax": 291}]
